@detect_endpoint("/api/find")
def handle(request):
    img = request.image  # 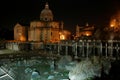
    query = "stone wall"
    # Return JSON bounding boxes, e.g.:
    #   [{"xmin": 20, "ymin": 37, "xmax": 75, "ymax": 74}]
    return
[{"xmin": 6, "ymin": 42, "xmax": 44, "ymax": 51}]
